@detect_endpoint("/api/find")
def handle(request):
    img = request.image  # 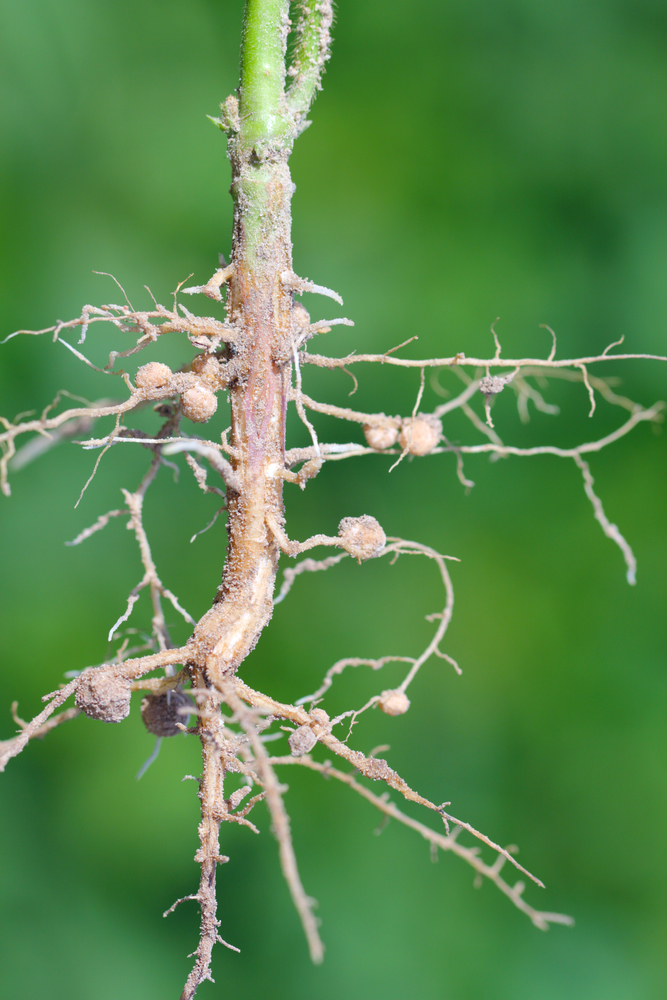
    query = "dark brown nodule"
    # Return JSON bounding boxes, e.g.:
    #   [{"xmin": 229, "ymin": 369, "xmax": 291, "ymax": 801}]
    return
[
  {"xmin": 75, "ymin": 671, "xmax": 131, "ymax": 723},
  {"xmin": 141, "ymin": 690, "xmax": 192, "ymax": 737}
]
